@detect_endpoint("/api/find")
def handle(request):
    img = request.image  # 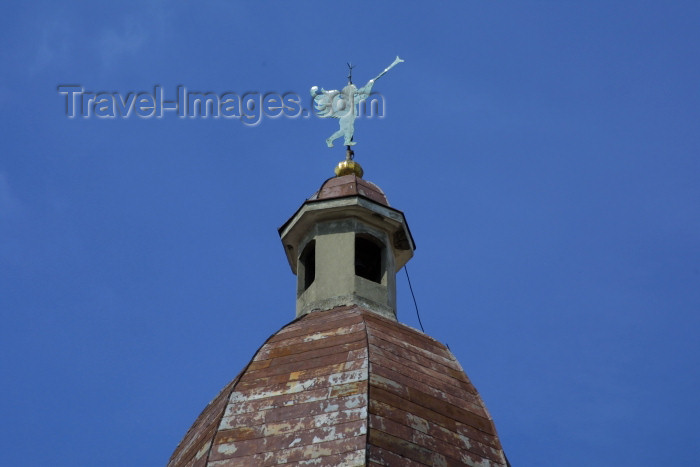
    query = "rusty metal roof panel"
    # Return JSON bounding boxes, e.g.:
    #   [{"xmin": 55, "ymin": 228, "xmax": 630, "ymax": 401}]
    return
[
  {"xmin": 368, "ymin": 338, "xmax": 478, "ymax": 396},
  {"xmin": 369, "ymin": 398, "xmax": 502, "ymax": 460},
  {"xmin": 267, "ymin": 311, "xmax": 366, "ymax": 343},
  {"xmin": 169, "ymin": 306, "xmax": 507, "ymax": 466},
  {"xmin": 370, "ymin": 364, "xmax": 488, "ymax": 419},
  {"xmin": 363, "ymin": 311, "xmax": 508, "ymax": 466}
]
